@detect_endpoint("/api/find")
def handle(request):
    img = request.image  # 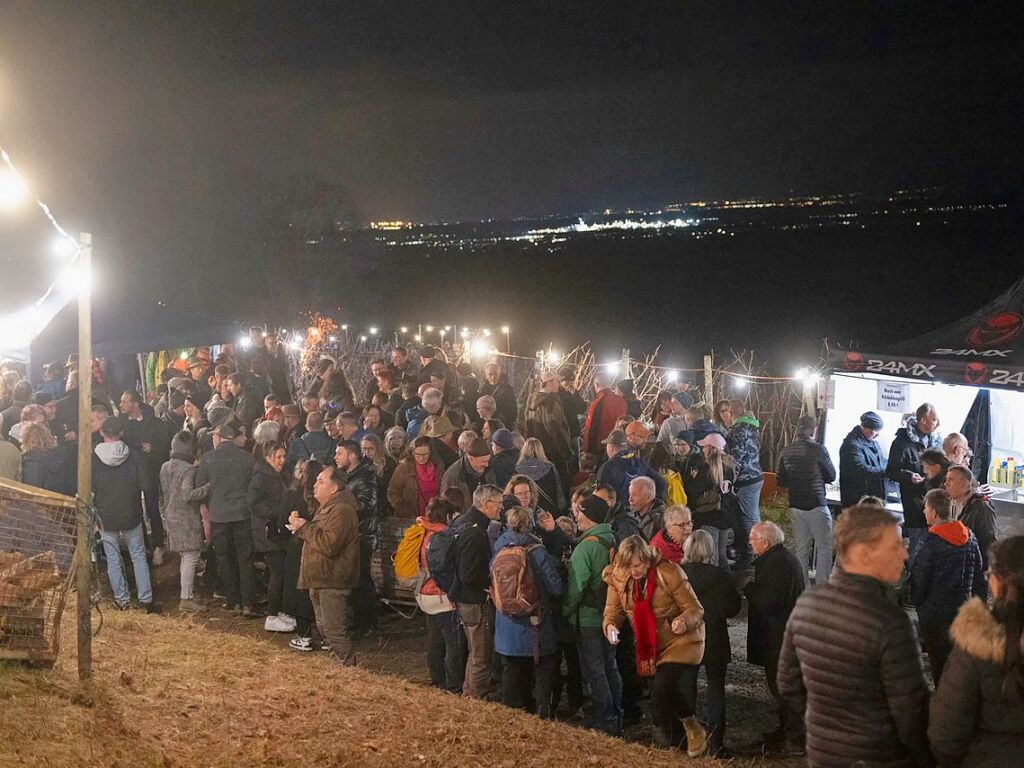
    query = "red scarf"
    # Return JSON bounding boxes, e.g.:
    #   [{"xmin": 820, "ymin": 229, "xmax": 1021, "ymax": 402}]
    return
[
  {"xmin": 414, "ymin": 461, "xmax": 439, "ymax": 515},
  {"xmin": 631, "ymin": 568, "xmax": 659, "ymax": 677}
]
